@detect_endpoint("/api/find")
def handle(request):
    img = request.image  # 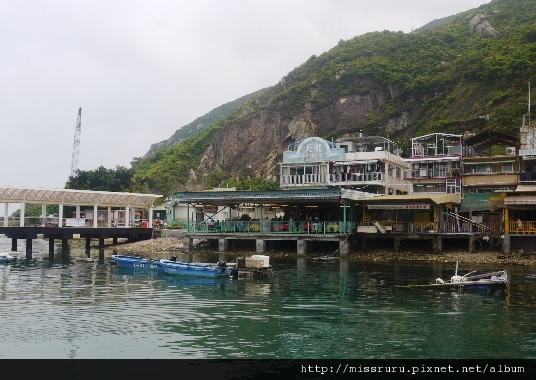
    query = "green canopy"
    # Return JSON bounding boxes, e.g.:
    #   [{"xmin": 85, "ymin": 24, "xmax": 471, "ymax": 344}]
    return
[{"xmin": 459, "ymin": 193, "xmax": 492, "ymax": 212}]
